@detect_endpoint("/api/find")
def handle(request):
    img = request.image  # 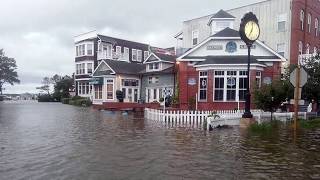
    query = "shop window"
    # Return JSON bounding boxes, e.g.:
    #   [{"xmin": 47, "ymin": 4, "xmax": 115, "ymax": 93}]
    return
[{"xmin": 199, "ymin": 71, "xmax": 207, "ymax": 101}]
